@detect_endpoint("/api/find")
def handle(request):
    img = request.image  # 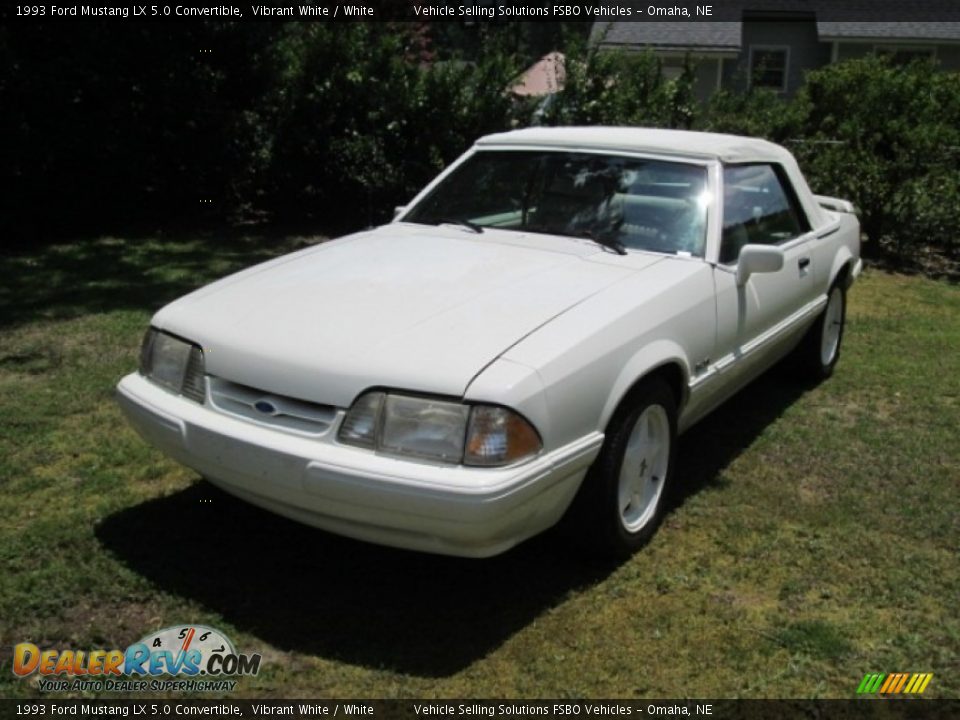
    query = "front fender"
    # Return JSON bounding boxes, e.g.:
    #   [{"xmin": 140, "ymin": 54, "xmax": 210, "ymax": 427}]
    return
[{"xmin": 599, "ymin": 340, "xmax": 691, "ymax": 430}]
